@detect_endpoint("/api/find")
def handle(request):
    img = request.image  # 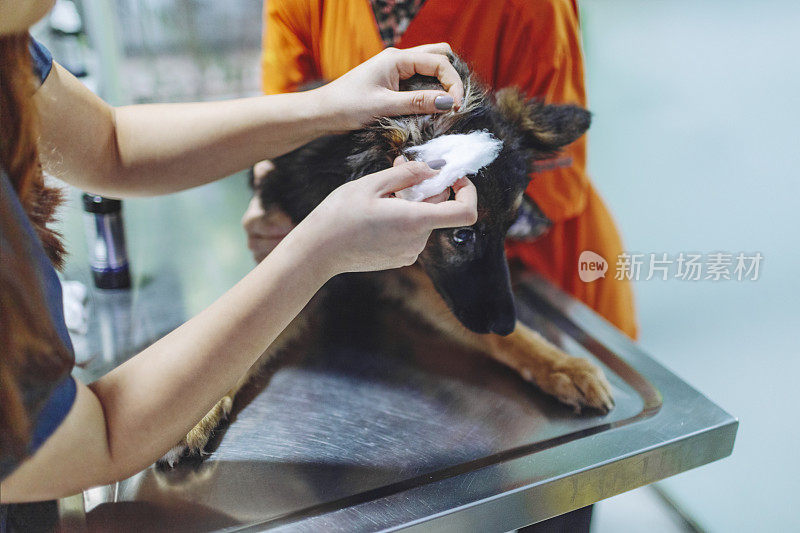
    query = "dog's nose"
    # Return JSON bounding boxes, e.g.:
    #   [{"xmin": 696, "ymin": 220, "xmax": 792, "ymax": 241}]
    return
[{"xmin": 489, "ymin": 314, "xmax": 516, "ymax": 336}]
